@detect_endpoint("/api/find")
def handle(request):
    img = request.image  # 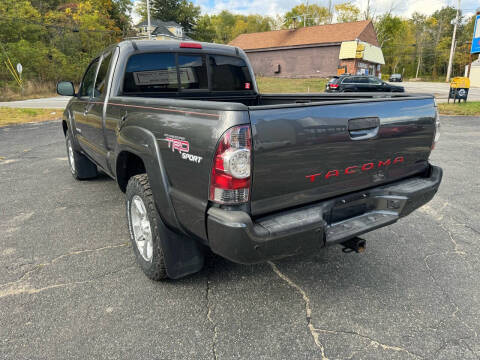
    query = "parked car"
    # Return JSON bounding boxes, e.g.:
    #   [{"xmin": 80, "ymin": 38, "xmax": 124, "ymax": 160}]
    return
[
  {"xmin": 326, "ymin": 75, "xmax": 405, "ymax": 92},
  {"xmin": 57, "ymin": 40, "xmax": 441, "ymax": 280},
  {"xmin": 389, "ymin": 73, "xmax": 403, "ymax": 82}
]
